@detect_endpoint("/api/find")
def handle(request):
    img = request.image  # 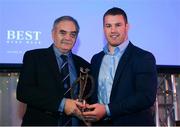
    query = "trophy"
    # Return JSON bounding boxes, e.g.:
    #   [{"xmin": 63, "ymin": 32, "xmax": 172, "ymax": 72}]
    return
[
  {"xmin": 64, "ymin": 67, "xmax": 94, "ymax": 125},
  {"xmin": 74, "ymin": 68, "xmax": 94, "ymax": 100}
]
